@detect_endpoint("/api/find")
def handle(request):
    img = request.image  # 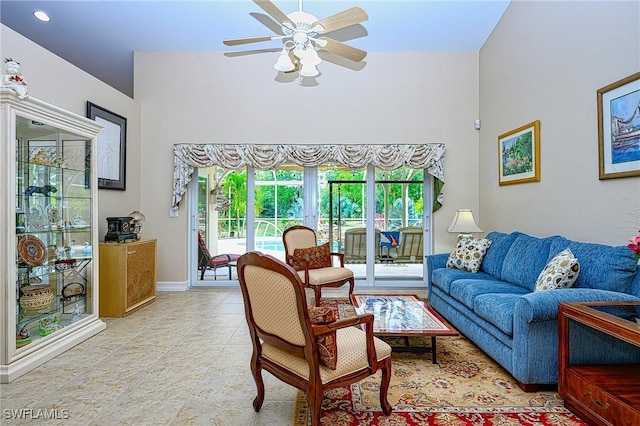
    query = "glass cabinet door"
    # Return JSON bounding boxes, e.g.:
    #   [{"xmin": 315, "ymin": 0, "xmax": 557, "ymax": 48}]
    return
[{"xmin": 14, "ymin": 116, "xmax": 94, "ymax": 349}]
